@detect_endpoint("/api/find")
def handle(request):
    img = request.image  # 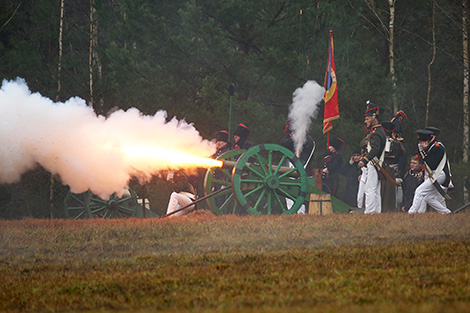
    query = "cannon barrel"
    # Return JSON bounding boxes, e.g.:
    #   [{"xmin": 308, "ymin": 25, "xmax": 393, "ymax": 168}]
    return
[{"xmin": 220, "ymin": 160, "xmax": 300, "ymax": 177}]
